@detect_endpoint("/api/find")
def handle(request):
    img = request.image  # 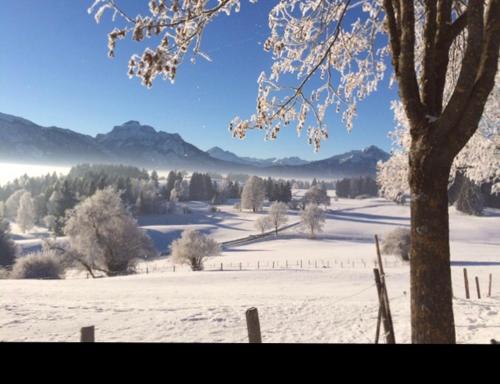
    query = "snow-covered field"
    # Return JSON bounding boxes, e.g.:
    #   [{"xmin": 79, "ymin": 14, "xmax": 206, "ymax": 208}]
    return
[{"xmin": 1, "ymin": 196, "xmax": 499, "ymax": 343}]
